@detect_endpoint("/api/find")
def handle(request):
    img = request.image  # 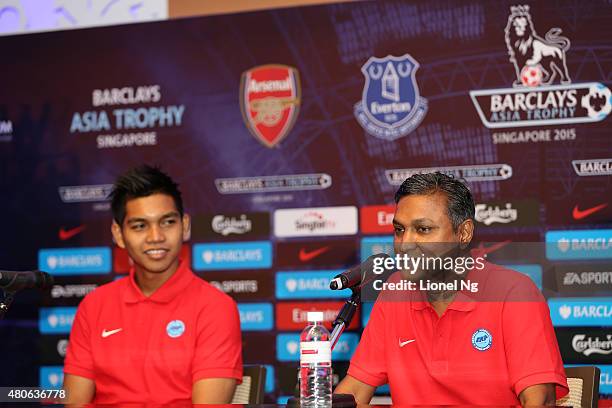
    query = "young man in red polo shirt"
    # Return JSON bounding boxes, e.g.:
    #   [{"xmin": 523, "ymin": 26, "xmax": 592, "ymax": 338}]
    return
[
  {"xmin": 63, "ymin": 165, "xmax": 243, "ymax": 404},
  {"xmin": 335, "ymin": 172, "xmax": 568, "ymax": 405}
]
